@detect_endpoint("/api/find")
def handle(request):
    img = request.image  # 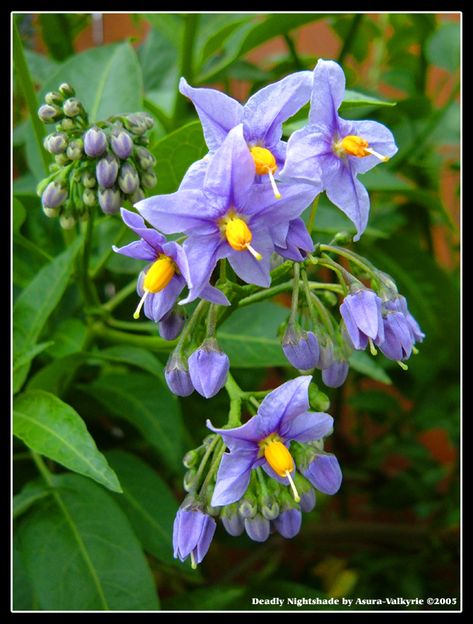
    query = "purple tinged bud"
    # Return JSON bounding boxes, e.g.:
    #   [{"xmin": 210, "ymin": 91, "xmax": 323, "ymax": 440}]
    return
[
  {"xmin": 273, "ymin": 508, "xmax": 302, "ymax": 539},
  {"xmin": 111, "ymin": 129, "xmax": 133, "ymax": 159},
  {"xmin": 244, "ymin": 514, "xmax": 270, "ymax": 542},
  {"xmin": 46, "ymin": 132, "xmax": 68, "ymax": 154},
  {"xmin": 84, "ymin": 126, "xmax": 107, "ymax": 157},
  {"xmin": 41, "ymin": 181, "xmax": 67, "ymax": 209},
  {"xmin": 165, "ymin": 352, "xmax": 194, "ymax": 397},
  {"xmin": 135, "ymin": 146, "xmax": 156, "ymax": 170},
  {"xmin": 303, "ymin": 454, "xmax": 342, "ymax": 495},
  {"xmin": 238, "ymin": 496, "xmax": 257, "ymax": 519},
  {"xmin": 261, "ymin": 498, "xmax": 280, "ymax": 521},
  {"xmin": 125, "ymin": 113, "xmax": 148, "ymax": 135},
  {"xmin": 98, "ymin": 187, "xmax": 121, "ymax": 215},
  {"xmin": 282, "ymin": 325, "xmax": 320, "ymax": 371},
  {"xmin": 188, "ymin": 338, "xmax": 230, "ymax": 399},
  {"xmin": 299, "ymin": 488, "xmax": 317, "ymax": 513},
  {"xmin": 221, "ymin": 508, "xmax": 245, "ymax": 536},
  {"xmin": 340, "ymin": 289, "xmax": 384, "ymax": 350},
  {"xmin": 96, "ymin": 153, "xmax": 119, "ymax": 188},
  {"xmin": 322, "ymin": 359, "xmax": 349, "ymax": 388},
  {"xmin": 38, "ymin": 104, "xmax": 62, "ymax": 123},
  {"xmin": 159, "ymin": 309, "xmax": 185, "ymax": 341},
  {"xmin": 173, "ymin": 505, "xmax": 216, "ymax": 566},
  {"xmin": 130, "ymin": 187, "xmax": 145, "ymax": 203},
  {"xmin": 118, "ymin": 162, "xmax": 139, "ymax": 194},
  {"xmin": 141, "ymin": 170, "xmax": 157, "ymax": 190}
]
